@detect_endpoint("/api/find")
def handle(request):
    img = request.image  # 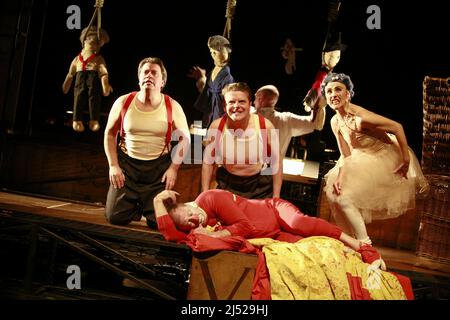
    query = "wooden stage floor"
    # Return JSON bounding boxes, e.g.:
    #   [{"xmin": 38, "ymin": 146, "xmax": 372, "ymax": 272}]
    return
[
  {"xmin": 0, "ymin": 190, "xmax": 166, "ymax": 241},
  {"xmin": 1, "ymin": 190, "xmax": 449, "ymax": 299}
]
